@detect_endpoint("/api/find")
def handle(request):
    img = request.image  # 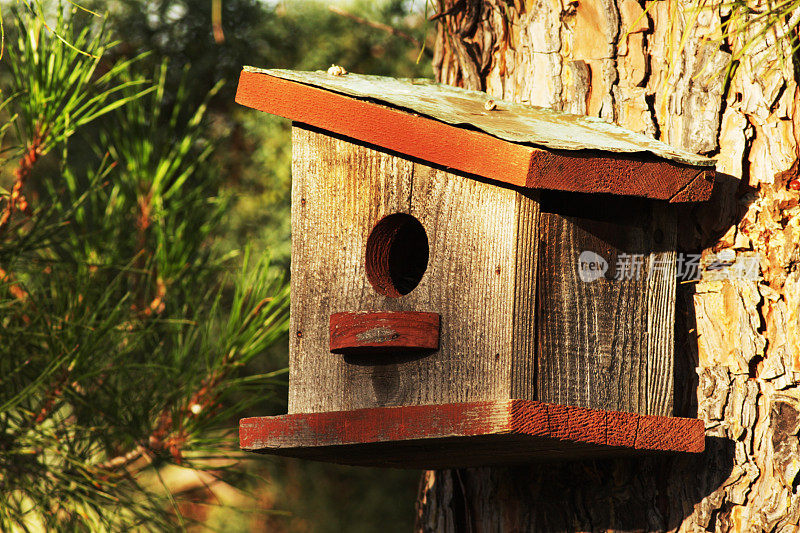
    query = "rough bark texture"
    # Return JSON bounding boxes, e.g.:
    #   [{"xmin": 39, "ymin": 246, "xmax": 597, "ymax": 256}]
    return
[{"xmin": 418, "ymin": 0, "xmax": 800, "ymax": 530}]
